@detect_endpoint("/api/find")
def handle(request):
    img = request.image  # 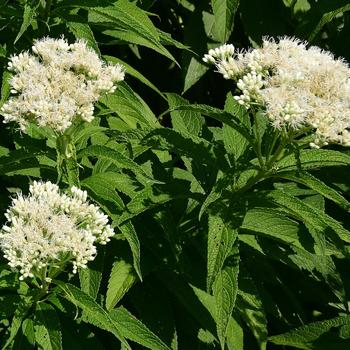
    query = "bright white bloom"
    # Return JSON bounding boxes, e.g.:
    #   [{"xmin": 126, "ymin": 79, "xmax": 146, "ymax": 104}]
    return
[
  {"xmin": 203, "ymin": 37, "xmax": 350, "ymax": 148},
  {"xmin": 0, "ymin": 181, "xmax": 114, "ymax": 280},
  {"xmin": 1, "ymin": 37, "xmax": 125, "ymax": 133}
]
